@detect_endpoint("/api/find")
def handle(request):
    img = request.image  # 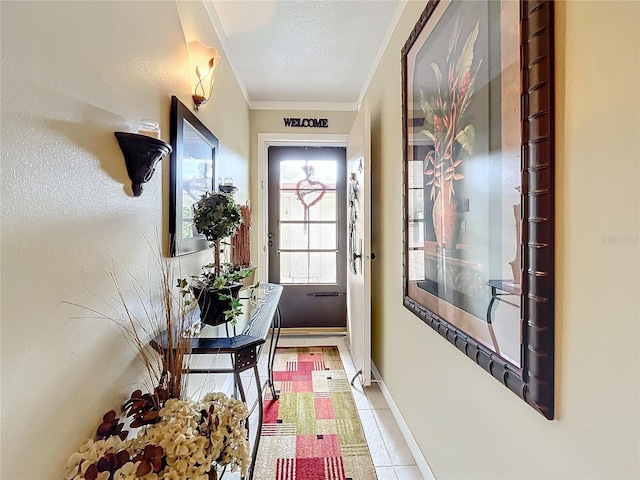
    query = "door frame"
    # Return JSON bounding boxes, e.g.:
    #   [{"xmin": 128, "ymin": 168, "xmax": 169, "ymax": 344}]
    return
[{"xmin": 257, "ymin": 133, "xmax": 348, "ymax": 285}]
